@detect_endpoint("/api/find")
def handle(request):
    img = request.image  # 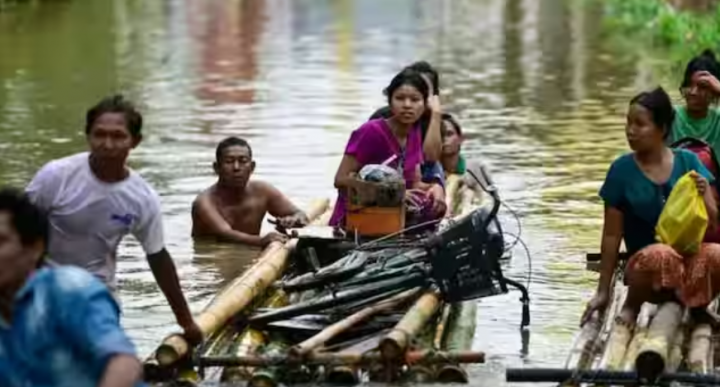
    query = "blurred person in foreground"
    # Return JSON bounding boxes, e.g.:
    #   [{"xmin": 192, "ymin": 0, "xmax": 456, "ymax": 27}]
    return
[{"xmin": 0, "ymin": 188, "xmax": 145, "ymax": 387}]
